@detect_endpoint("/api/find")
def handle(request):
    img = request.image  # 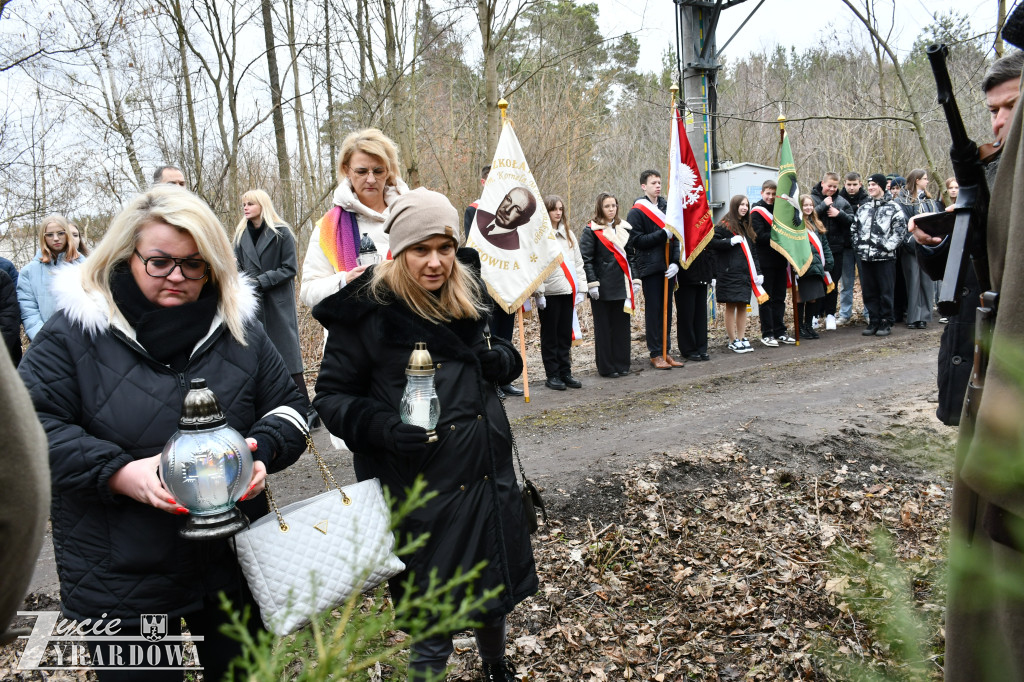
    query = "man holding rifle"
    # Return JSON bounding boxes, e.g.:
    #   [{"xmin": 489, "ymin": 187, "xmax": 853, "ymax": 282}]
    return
[{"xmin": 911, "ymin": 30, "xmax": 1024, "ymax": 679}]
